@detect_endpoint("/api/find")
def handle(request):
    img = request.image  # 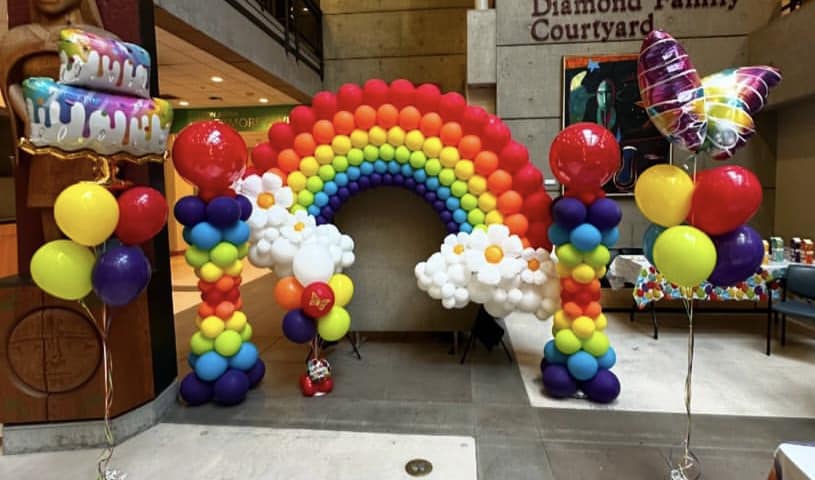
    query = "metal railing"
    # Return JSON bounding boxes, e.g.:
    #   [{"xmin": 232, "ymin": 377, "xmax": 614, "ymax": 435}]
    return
[{"xmin": 224, "ymin": 0, "xmax": 323, "ymax": 78}]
